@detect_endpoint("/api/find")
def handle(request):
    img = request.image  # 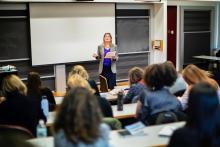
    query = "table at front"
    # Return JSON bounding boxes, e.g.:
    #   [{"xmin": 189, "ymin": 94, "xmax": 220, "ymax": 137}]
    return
[
  {"xmin": 28, "ymin": 121, "xmax": 185, "ymax": 147},
  {"xmin": 54, "ymin": 85, "xmax": 129, "ymax": 104},
  {"xmin": 47, "ymin": 103, "xmax": 137, "ymax": 127}
]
